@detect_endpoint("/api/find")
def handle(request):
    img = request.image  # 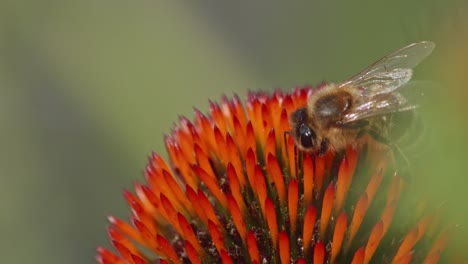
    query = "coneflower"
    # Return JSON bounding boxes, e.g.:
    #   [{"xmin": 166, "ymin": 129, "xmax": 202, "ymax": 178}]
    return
[{"xmin": 97, "ymin": 86, "xmax": 460, "ymax": 264}]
